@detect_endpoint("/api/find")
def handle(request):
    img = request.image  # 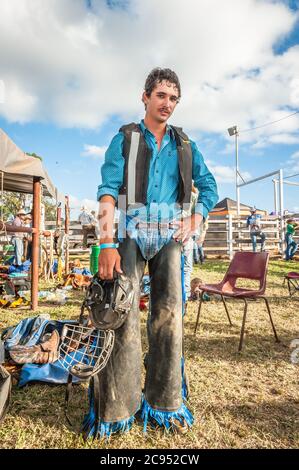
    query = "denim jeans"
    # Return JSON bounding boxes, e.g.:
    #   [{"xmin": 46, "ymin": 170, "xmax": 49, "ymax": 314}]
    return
[
  {"xmin": 11, "ymin": 237, "xmax": 24, "ymax": 265},
  {"xmin": 183, "ymin": 238, "xmax": 193, "ymax": 298},
  {"xmin": 285, "ymin": 233, "xmax": 298, "ymax": 260},
  {"xmin": 250, "ymin": 230, "xmax": 266, "ymax": 252},
  {"xmin": 122, "ymin": 218, "xmax": 178, "ymax": 260}
]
